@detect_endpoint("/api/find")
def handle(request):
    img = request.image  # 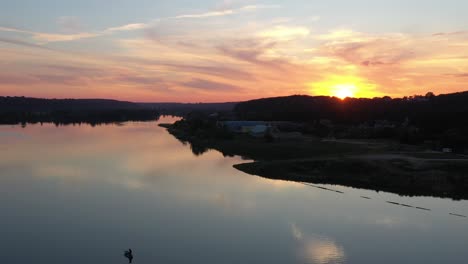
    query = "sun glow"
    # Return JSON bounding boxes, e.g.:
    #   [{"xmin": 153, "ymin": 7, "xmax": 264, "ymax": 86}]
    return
[
  {"xmin": 308, "ymin": 75, "xmax": 381, "ymax": 99},
  {"xmin": 332, "ymin": 84, "xmax": 356, "ymax": 99}
]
